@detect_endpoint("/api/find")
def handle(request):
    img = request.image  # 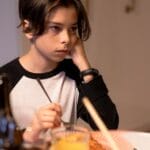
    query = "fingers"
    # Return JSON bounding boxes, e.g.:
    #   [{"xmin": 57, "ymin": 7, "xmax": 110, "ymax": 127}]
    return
[
  {"xmin": 39, "ymin": 111, "xmax": 61, "ymax": 128},
  {"xmin": 47, "ymin": 103, "xmax": 62, "ymax": 116},
  {"xmin": 35, "ymin": 103, "xmax": 62, "ymax": 130}
]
